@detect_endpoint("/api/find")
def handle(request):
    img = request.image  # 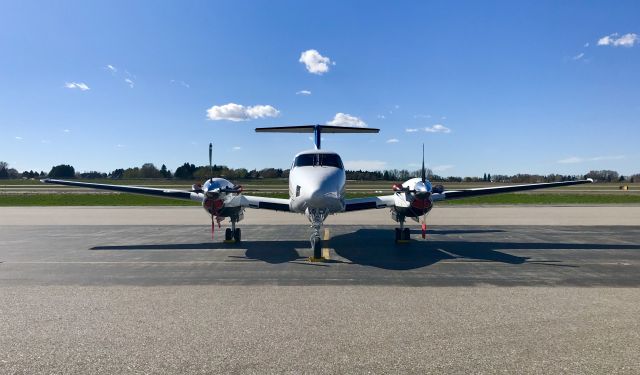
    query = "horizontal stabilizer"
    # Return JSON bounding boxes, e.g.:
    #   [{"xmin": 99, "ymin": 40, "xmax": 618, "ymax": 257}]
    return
[
  {"xmin": 255, "ymin": 125, "xmax": 379, "ymax": 134},
  {"xmin": 256, "ymin": 124, "xmax": 379, "ymax": 150}
]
